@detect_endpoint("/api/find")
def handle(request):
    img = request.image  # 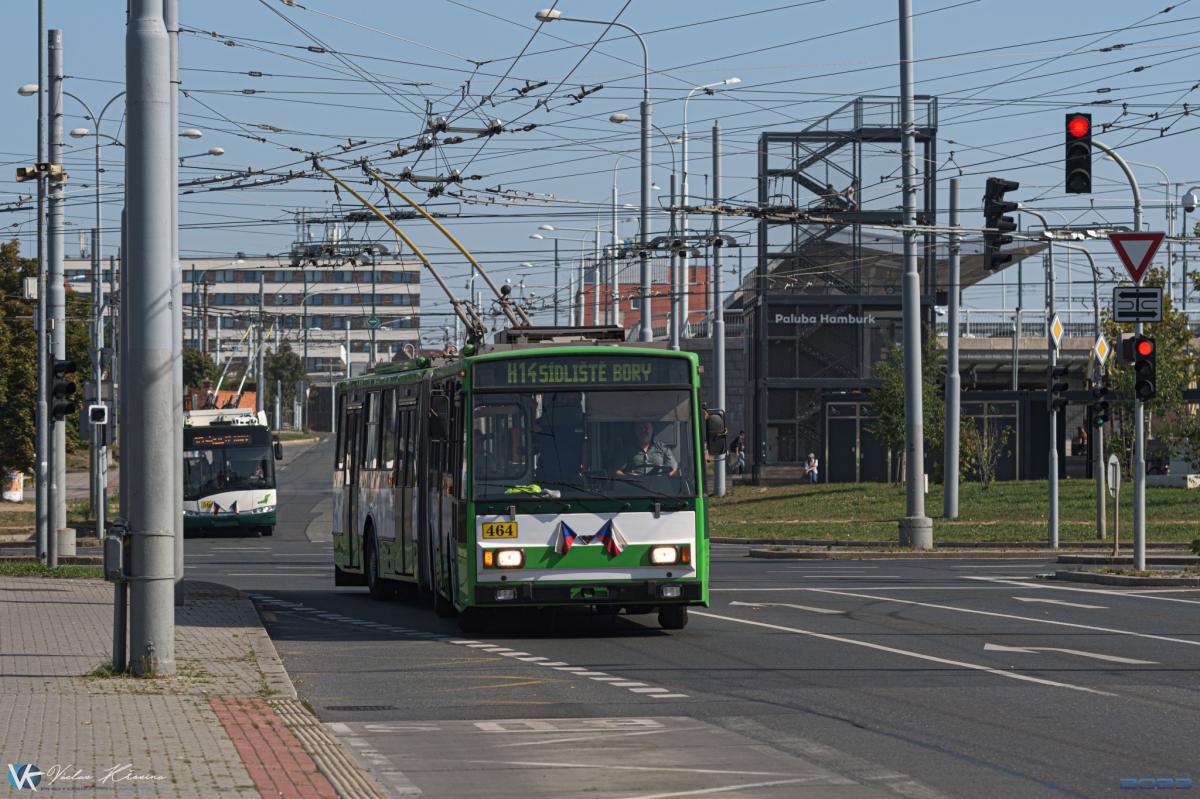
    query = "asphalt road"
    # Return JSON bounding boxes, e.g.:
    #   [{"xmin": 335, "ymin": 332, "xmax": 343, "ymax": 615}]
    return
[{"xmin": 186, "ymin": 438, "xmax": 1200, "ymax": 799}]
